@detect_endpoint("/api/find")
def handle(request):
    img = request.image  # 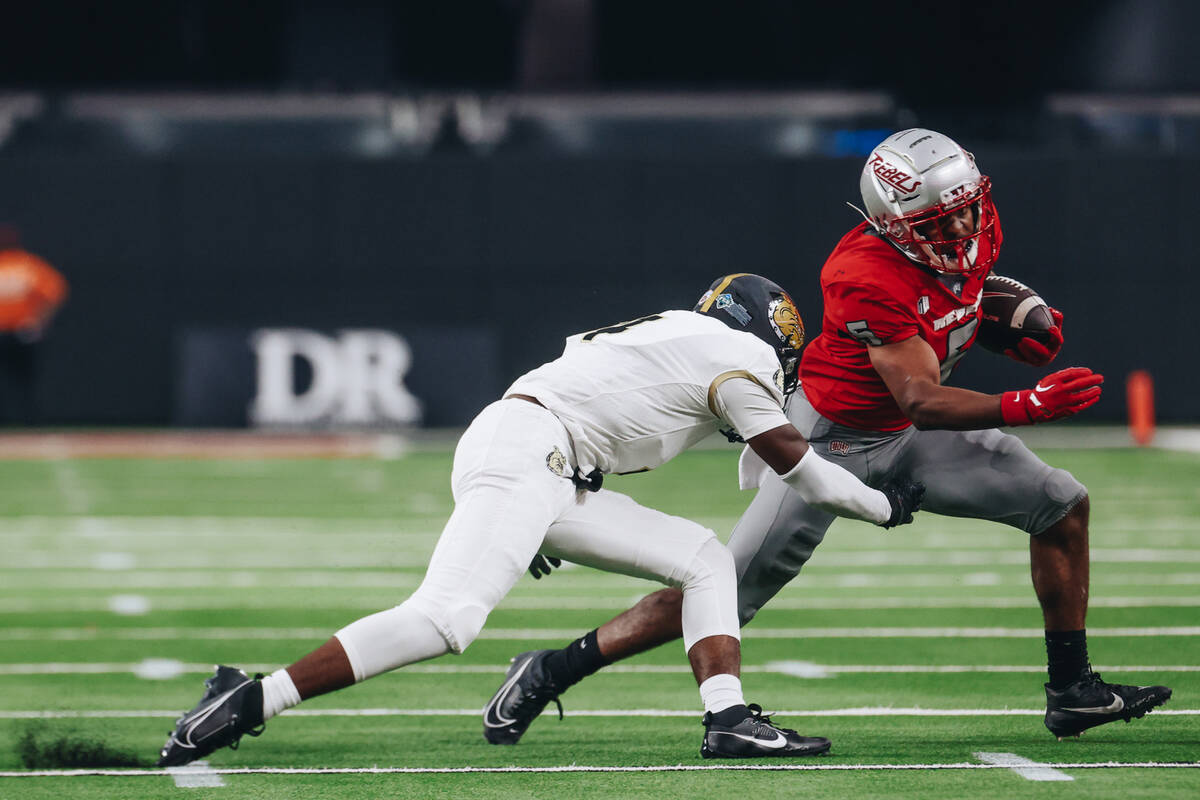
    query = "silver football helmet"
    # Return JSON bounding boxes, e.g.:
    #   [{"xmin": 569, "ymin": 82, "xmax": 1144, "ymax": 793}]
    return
[{"xmin": 858, "ymin": 128, "xmax": 1002, "ymax": 276}]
